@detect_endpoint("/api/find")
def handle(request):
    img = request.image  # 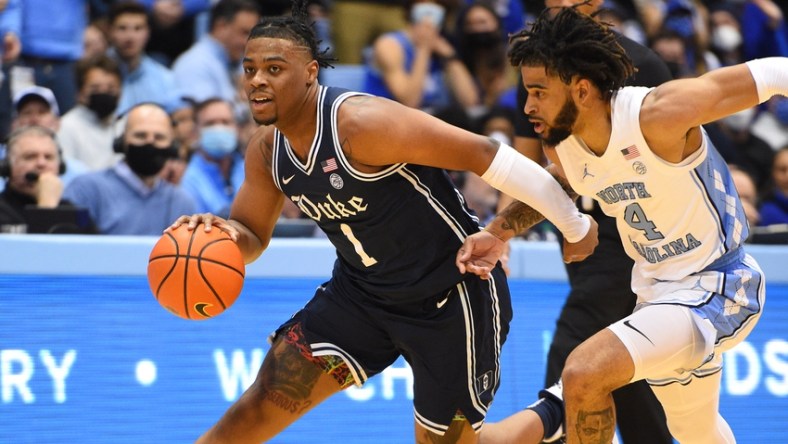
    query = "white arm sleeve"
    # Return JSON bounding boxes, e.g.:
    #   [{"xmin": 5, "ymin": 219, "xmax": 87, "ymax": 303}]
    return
[
  {"xmin": 745, "ymin": 57, "xmax": 788, "ymax": 103},
  {"xmin": 480, "ymin": 143, "xmax": 590, "ymax": 243}
]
